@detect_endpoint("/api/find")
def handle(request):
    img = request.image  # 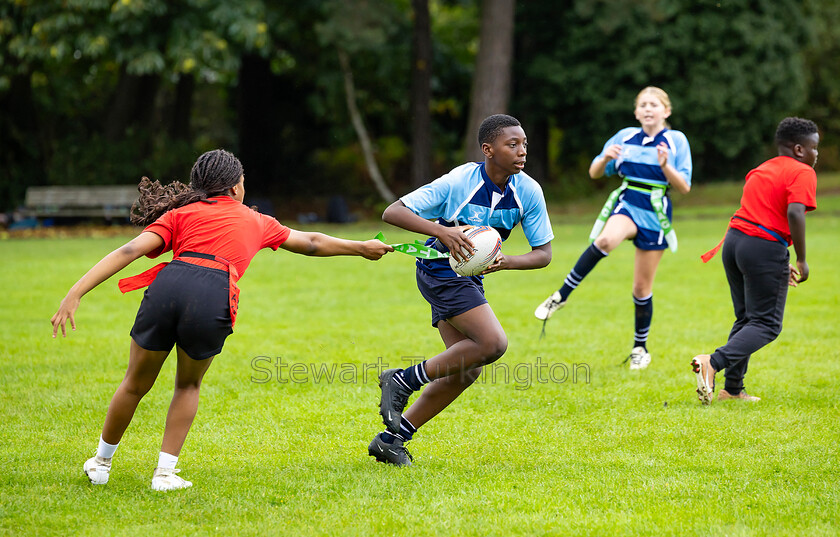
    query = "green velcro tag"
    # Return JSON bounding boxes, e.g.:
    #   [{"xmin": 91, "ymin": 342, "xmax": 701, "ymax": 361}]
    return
[{"xmin": 376, "ymin": 232, "xmax": 450, "ymax": 259}]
